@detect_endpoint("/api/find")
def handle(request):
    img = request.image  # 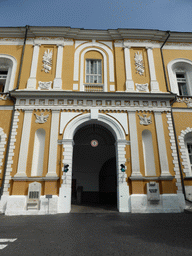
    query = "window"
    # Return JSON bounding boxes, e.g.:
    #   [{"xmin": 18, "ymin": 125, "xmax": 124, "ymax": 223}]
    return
[
  {"xmin": 86, "ymin": 59, "xmax": 102, "ymax": 84},
  {"xmin": 167, "ymin": 59, "xmax": 192, "ymax": 96},
  {"xmin": 176, "ymin": 72, "xmax": 188, "ymax": 96},
  {"xmin": 187, "ymin": 143, "xmax": 192, "ymax": 169},
  {"xmin": 0, "ymin": 70, "xmax": 8, "ymax": 92}
]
